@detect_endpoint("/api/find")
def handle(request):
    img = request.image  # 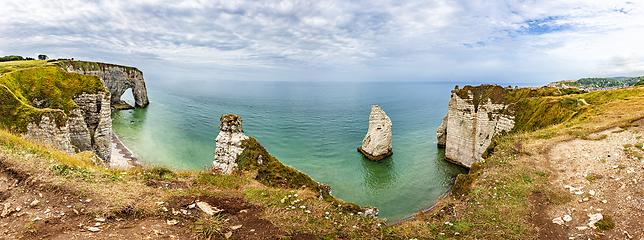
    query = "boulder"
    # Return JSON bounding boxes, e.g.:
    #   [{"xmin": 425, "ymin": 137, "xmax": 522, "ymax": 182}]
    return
[
  {"xmin": 358, "ymin": 105, "xmax": 393, "ymax": 161},
  {"xmin": 212, "ymin": 114, "xmax": 248, "ymax": 174}
]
